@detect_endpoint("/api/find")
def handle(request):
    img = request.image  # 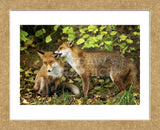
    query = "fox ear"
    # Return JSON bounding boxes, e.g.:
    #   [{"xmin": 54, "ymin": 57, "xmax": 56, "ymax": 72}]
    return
[
  {"xmin": 37, "ymin": 50, "xmax": 44, "ymax": 59},
  {"xmin": 53, "ymin": 54, "xmax": 59, "ymax": 59},
  {"xmin": 68, "ymin": 41, "xmax": 74, "ymax": 47}
]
